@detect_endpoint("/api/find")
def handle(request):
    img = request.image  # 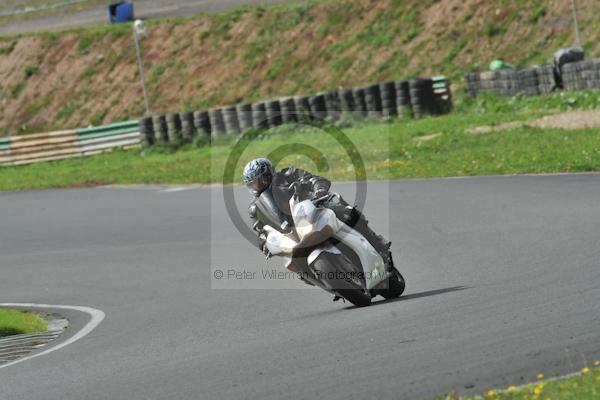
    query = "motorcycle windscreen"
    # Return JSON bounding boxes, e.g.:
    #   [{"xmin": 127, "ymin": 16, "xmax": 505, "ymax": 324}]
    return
[{"xmin": 254, "ymin": 186, "xmax": 292, "ymax": 233}]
